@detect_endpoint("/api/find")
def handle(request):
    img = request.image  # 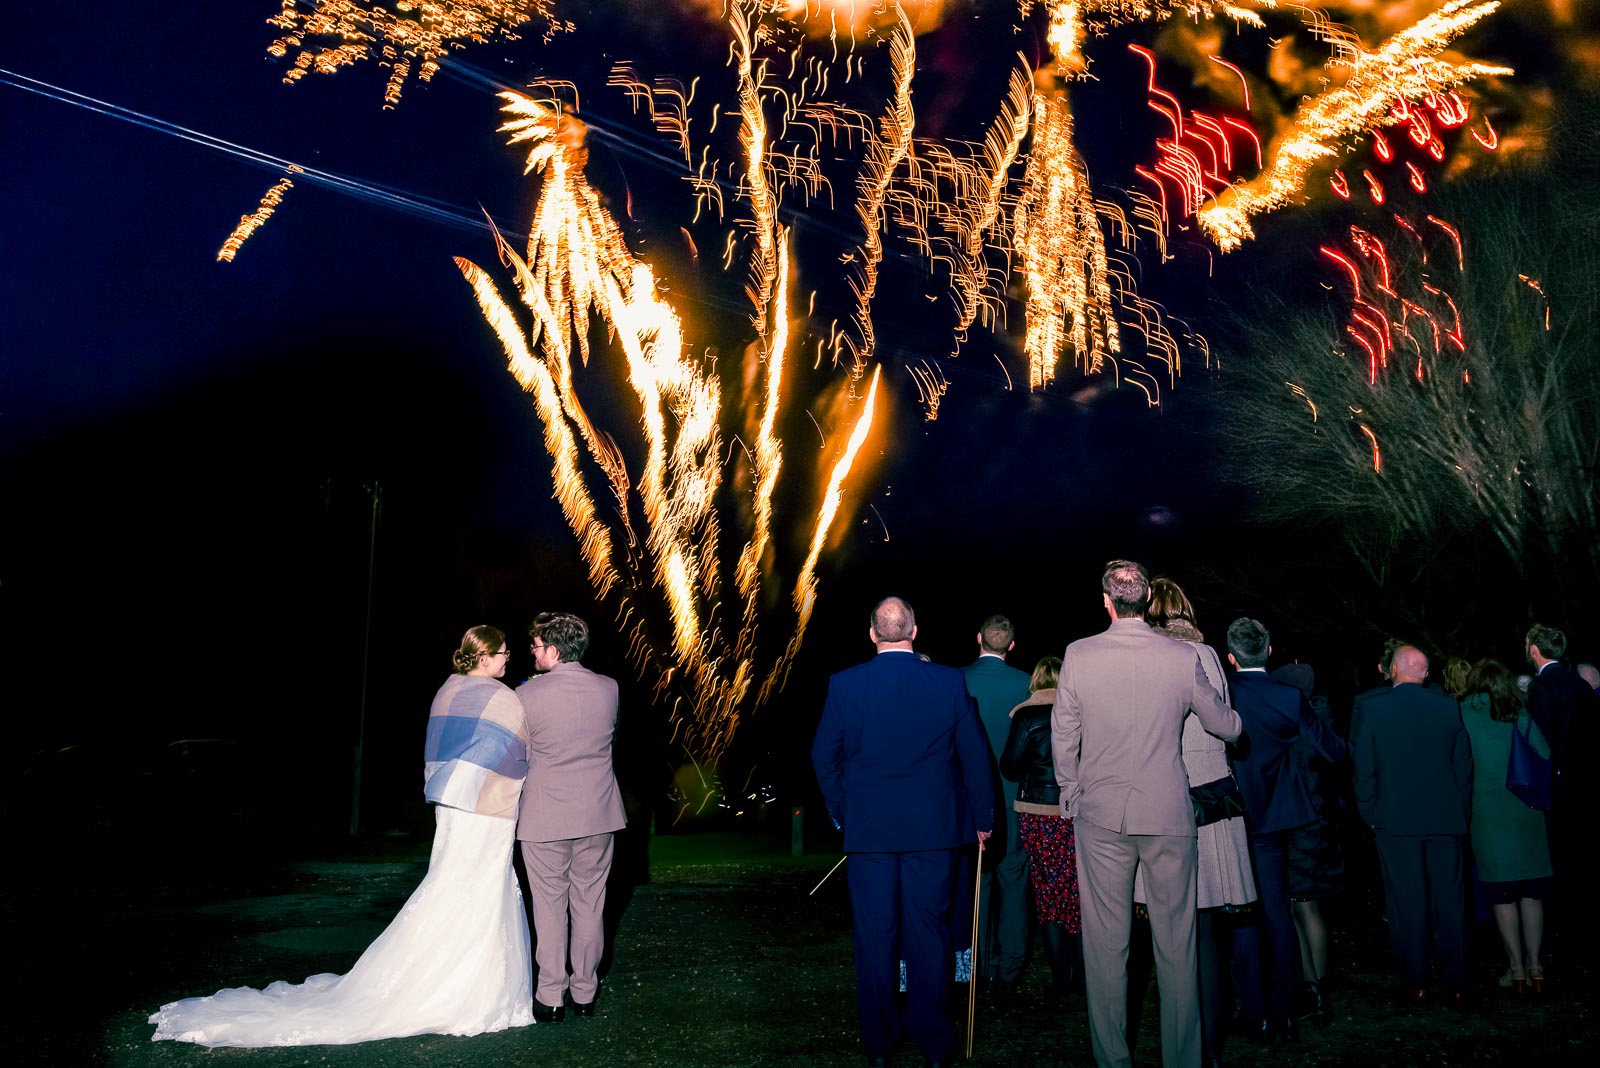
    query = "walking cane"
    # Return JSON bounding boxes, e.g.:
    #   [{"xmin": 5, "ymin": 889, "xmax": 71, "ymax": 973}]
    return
[
  {"xmin": 809, "ymin": 854, "xmax": 847, "ymax": 896},
  {"xmin": 966, "ymin": 843, "xmax": 983, "ymax": 1059}
]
